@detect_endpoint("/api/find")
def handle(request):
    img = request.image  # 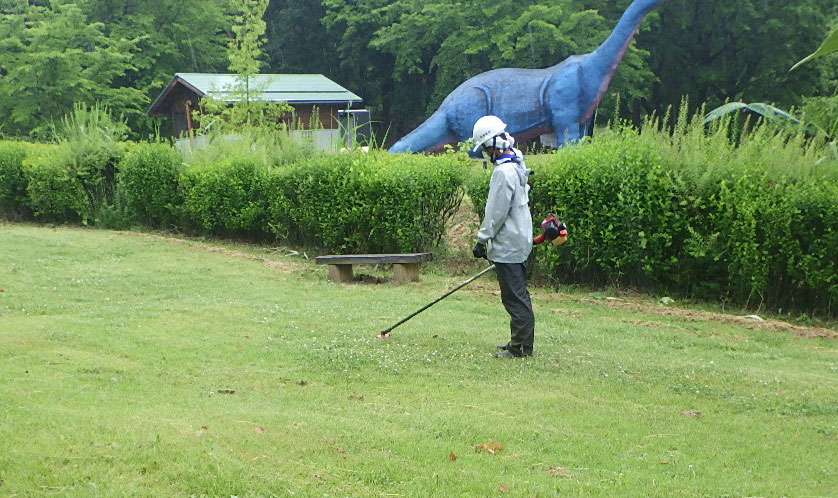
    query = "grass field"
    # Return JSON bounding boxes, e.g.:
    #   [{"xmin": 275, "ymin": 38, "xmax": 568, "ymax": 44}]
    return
[{"xmin": 1, "ymin": 224, "xmax": 836, "ymax": 497}]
